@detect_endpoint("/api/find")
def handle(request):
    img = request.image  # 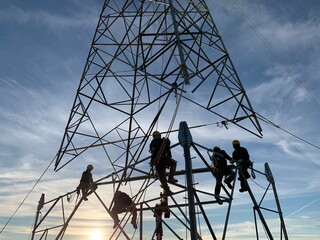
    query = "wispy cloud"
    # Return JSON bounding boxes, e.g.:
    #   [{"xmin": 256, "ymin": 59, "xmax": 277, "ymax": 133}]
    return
[
  {"xmin": 1, "ymin": 0, "xmax": 320, "ymax": 239},
  {"xmin": 0, "ymin": 3, "xmax": 98, "ymax": 30}
]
